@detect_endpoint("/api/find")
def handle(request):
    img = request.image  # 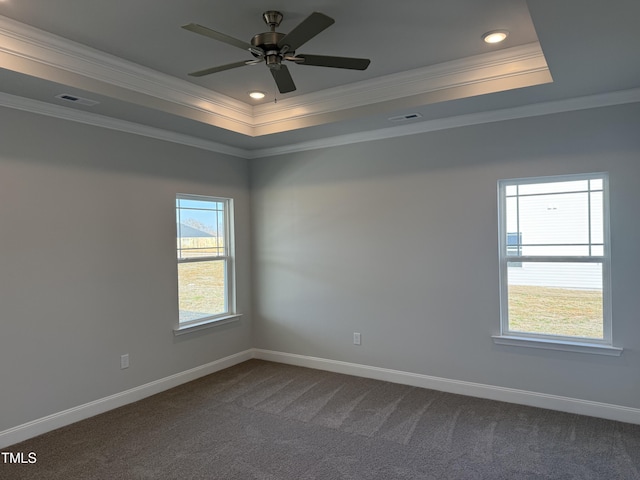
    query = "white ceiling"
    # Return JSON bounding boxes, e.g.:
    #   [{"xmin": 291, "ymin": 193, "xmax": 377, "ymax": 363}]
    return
[{"xmin": 1, "ymin": 0, "xmax": 639, "ymax": 154}]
